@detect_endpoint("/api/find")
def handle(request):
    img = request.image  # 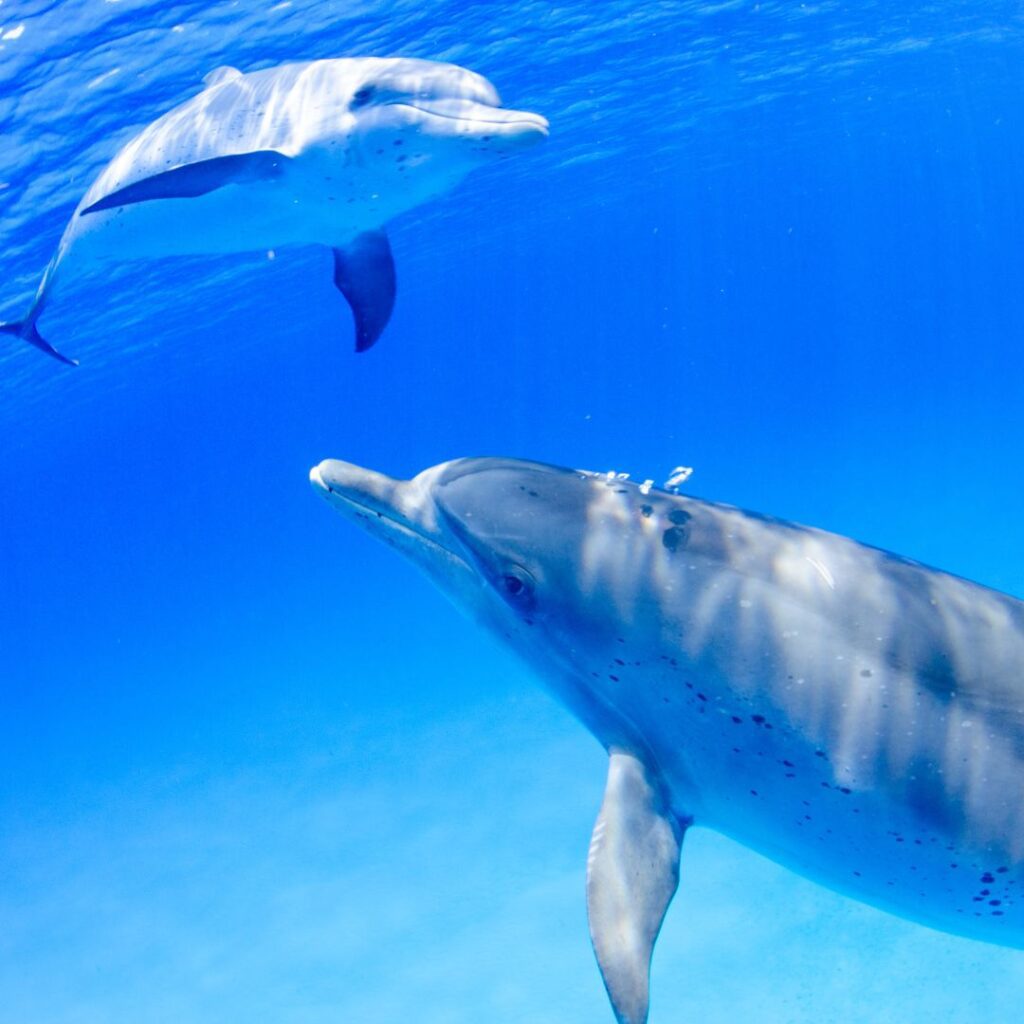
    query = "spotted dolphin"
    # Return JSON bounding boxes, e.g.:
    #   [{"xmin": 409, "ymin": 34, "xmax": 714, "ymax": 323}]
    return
[
  {"xmin": 1, "ymin": 58, "xmax": 547, "ymax": 365},
  {"xmin": 310, "ymin": 455, "xmax": 1024, "ymax": 1024}
]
